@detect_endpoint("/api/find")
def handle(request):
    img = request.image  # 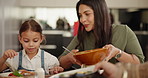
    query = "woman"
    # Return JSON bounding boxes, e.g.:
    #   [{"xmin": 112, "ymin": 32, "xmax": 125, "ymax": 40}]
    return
[{"xmin": 59, "ymin": 0, "xmax": 144, "ymax": 70}]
